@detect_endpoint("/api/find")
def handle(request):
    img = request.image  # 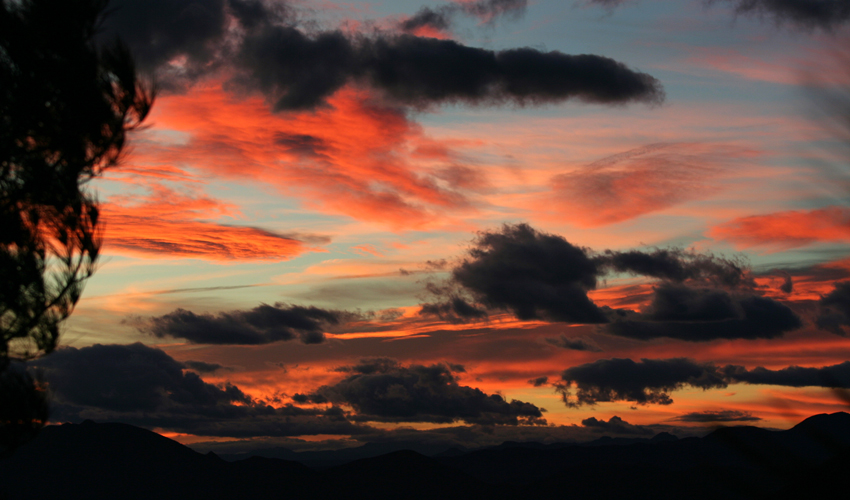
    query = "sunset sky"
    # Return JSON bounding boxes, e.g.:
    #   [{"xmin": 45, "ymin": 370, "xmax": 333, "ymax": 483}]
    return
[{"xmin": 34, "ymin": 0, "xmax": 850, "ymax": 452}]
